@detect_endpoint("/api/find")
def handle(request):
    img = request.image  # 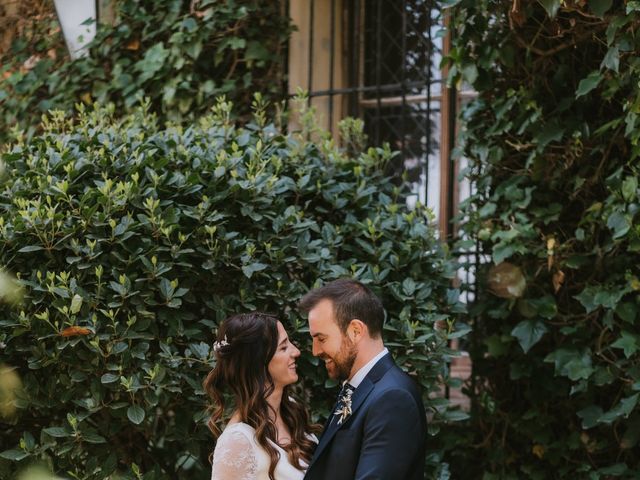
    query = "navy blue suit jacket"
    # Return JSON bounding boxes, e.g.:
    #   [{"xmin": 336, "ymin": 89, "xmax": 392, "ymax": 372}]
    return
[{"xmin": 304, "ymin": 353, "xmax": 426, "ymax": 480}]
